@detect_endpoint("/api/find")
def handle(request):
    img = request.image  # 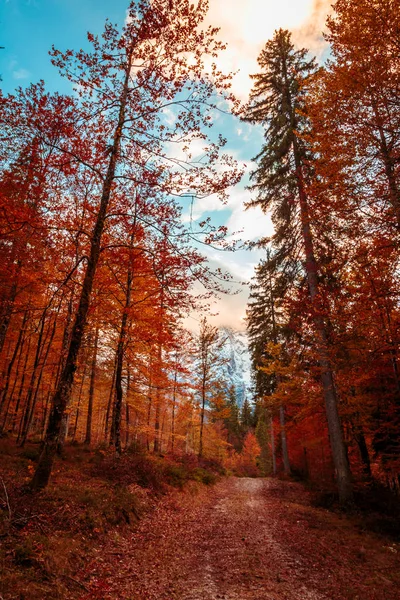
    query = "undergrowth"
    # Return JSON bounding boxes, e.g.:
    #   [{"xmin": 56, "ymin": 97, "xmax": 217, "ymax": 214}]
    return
[{"xmin": 0, "ymin": 437, "xmax": 222, "ymax": 600}]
